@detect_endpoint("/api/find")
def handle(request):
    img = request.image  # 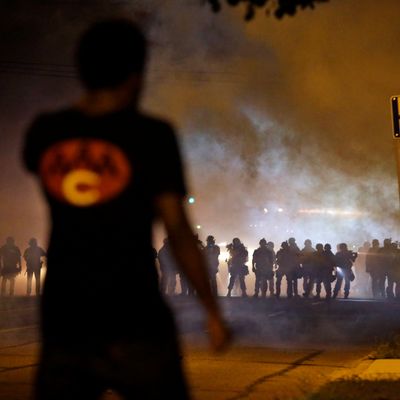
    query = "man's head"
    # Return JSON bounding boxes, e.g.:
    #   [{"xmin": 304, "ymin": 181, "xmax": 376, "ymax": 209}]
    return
[
  {"xmin": 206, "ymin": 235, "xmax": 215, "ymax": 245},
  {"xmin": 384, "ymin": 238, "xmax": 392, "ymax": 247},
  {"xmin": 372, "ymin": 239, "xmax": 380, "ymax": 247},
  {"xmin": 76, "ymin": 19, "xmax": 147, "ymax": 91},
  {"xmin": 259, "ymin": 238, "xmax": 267, "ymax": 247},
  {"xmin": 304, "ymin": 239, "xmax": 312, "ymax": 246},
  {"xmin": 316, "ymin": 243, "xmax": 323, "ymax": 252},
  {"xmin": 288, "ymin": 237, "xmax": 296, "ymax": 245},
  {"xmin": 232, "ymin": 238, "xmax": 241, "ymax": 246},
  {"xmin": 324, "ymin": 243, "xmax": 331, "ymax": 251},
  {"xmin": 339, "ymin": 243, "xmax": 348, "ymax": 251},
  {"xmin": 29, "ymin": 238, "xmax": 37, "ymax": 247}
]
